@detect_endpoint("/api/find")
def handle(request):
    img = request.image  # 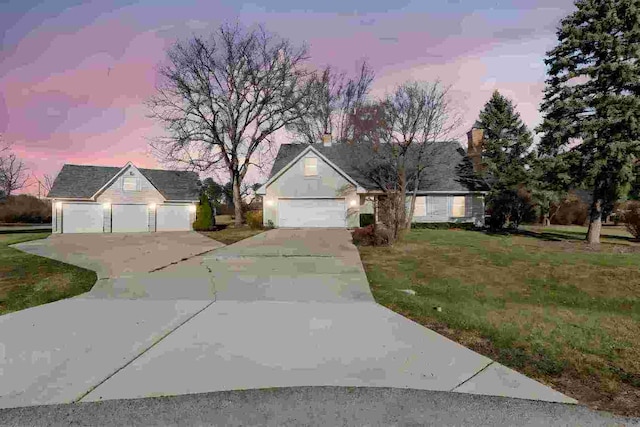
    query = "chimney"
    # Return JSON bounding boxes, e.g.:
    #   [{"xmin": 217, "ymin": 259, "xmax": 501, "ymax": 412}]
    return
[
  {"xmin": 466, "ymin": 127, "xmax": 484, "ymax": 172},
  {"xmin": 322, "ymin": 133, "xmax": 332, "ymax": 147}
]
